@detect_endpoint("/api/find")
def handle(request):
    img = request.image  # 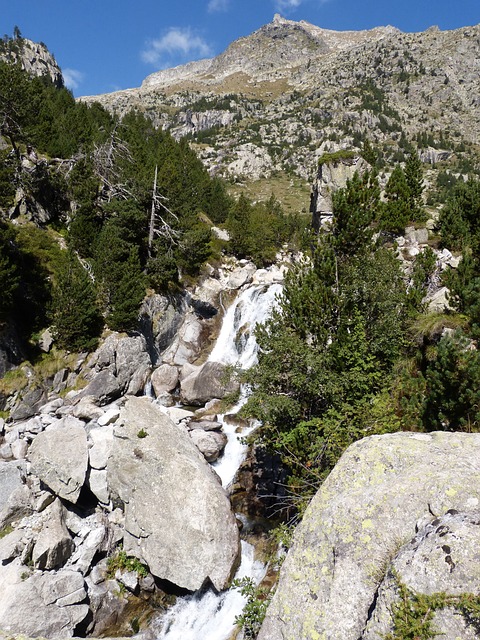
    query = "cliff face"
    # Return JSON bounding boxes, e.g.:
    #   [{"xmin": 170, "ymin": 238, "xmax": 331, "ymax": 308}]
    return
[{"xmin": 0, "ymin": 37, "xmax": 64, "ymax": 88}]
